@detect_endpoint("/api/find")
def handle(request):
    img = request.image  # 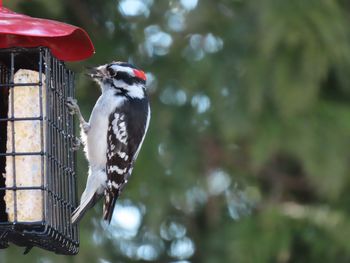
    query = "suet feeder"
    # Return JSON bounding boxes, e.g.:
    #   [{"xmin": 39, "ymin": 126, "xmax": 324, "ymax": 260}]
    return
[{"xmin": 0, "ymin": 1, "xmax": 94, "ymax": 255}]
